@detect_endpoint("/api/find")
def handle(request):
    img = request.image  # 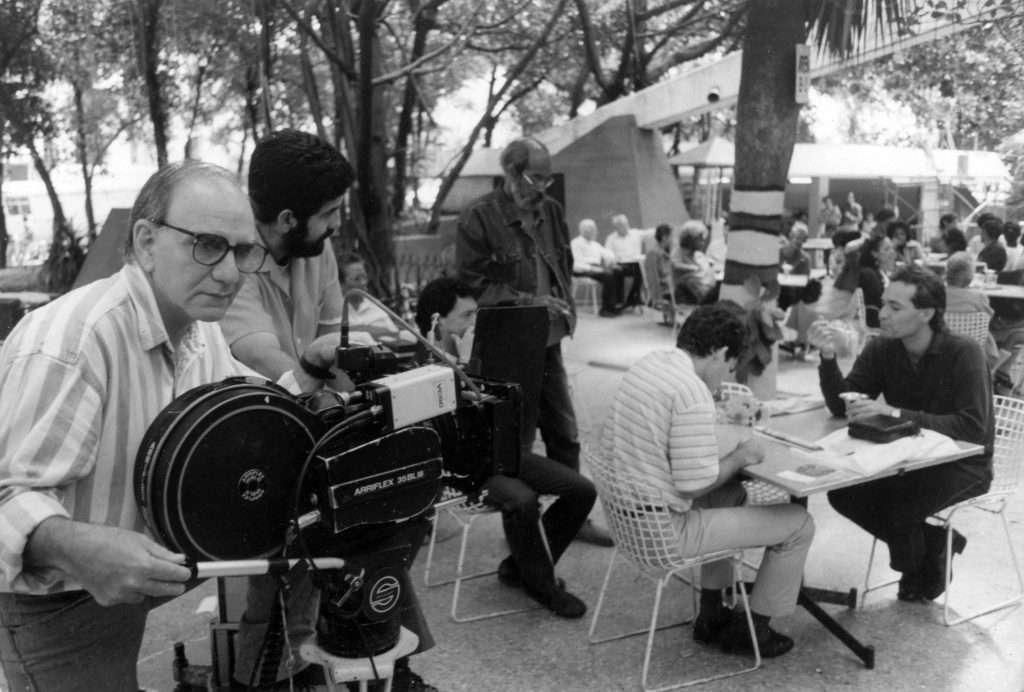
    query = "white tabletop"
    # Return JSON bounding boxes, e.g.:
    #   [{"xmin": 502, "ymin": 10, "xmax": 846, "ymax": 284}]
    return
[{"xmin": 742, "ymin": 409, "xmax": 984, "ymax": 497}]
